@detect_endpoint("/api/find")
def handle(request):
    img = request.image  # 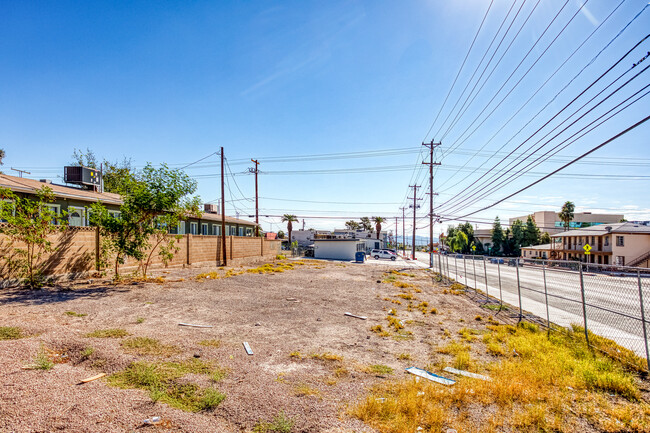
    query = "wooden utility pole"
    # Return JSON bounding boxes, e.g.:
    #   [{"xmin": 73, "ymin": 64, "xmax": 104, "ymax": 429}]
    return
[
  {"xmin": 408, "ymin": 185, "xmax": 422, "ymax": 260},
  {"xmin": 400, "ymin": 207, "xmax": 407, "ymax": 257},
  {"xmin": 422, "ymin": 140, "xmax": 441, "ymax": 268},
  {"xmin": 395, "ymin": 216, "xmax": 399, "ymax": 251},
  {"xmin": 250, "ymin": 159, "xmax": 260, "ymax": 237},
  {"xmin": 221, "ymin": 147, "xmax": 227, "ymax": 266}
]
